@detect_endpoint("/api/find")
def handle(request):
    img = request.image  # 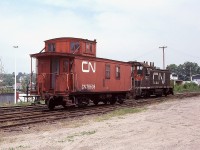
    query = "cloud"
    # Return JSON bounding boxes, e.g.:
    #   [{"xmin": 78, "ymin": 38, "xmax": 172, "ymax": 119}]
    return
[{"xmin": 0, "ymin": 0, "xmax": 200, "ymax": 73}]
